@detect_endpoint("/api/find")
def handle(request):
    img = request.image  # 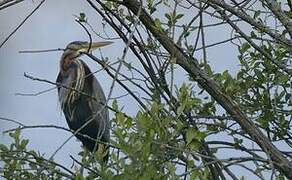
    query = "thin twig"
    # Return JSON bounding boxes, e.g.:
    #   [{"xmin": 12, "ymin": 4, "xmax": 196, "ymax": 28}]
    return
[
  {"xmin": 0, "ymin": 0, "xmax": 24, "ymax": 11},
  {"xmin": 75, "ymin": 19, "xmax": 92, "ymax": 52},
  {"xmin": 15, "ymin": 87, "xmax": 56, "ymax": 96},
  {"xmin": 19, "ymin": 48, "xmax": 64, "ymax": 53},
  {"xmin": 0, "ymin": 116, "xmax": 25, "ymax": 126},
  {"xmin": 0, "ymin": 0, "xmax": 46, "ymax": 48},
  {"xmin": 69, "ymin": 155, "xmax": 100, "ymax": 176}
]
